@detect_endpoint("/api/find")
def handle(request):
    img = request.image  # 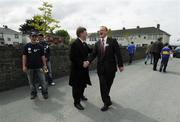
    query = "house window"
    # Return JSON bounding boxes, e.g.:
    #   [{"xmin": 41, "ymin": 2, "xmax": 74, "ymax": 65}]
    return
[
  {"xmin": 0, "ymin": 33, "xmax": 3, "ymax": 38},
  {"xmin": 147, "ymin": 35, "xmax": 152, "ymax": 39},
  {"xmin": 144, "ymin": 36, "xmax": 146, "ymax": 39},
  {"xmin": 15, "ymin": 34, "xmax": 19, "ymax": 39},
  {"xmin": 8, "ymin": 38, "xmax": 11, "ymax": 41}
]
